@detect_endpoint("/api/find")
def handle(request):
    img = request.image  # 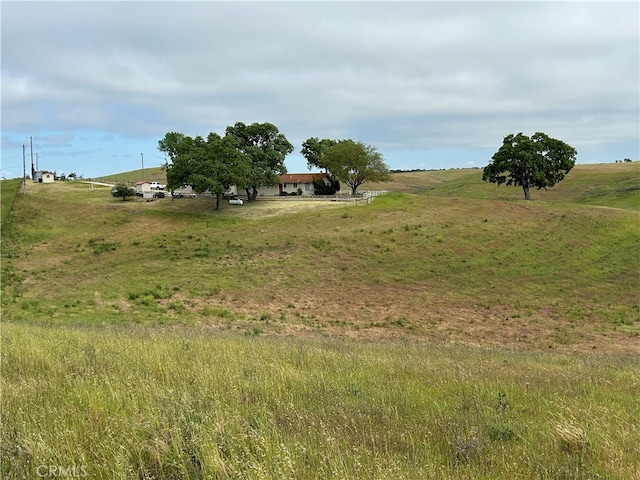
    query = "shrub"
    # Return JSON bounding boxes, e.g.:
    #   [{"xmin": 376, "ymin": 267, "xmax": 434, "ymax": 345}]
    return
[
  {"xmin": 313, "ymin": 178, "xmax": 338, "ymax": 195},
  {"xmin": 111, "ymin": 183, "xmax": 136, "ymax": 201}
]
